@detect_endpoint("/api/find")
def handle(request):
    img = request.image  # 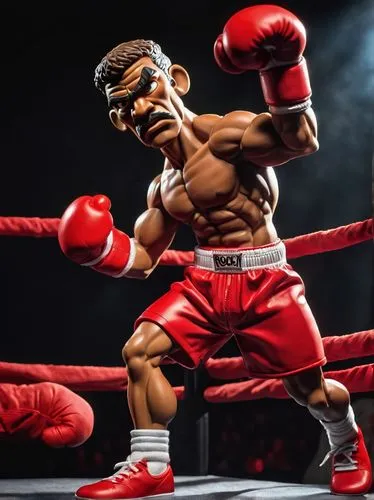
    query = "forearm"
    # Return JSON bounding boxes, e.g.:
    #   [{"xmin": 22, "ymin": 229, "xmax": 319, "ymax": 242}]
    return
[
  {"xmin": 271, "ymin": 107, "xmax": 318, "ymax": 153},
  {"xmin": 124, "ymin": 245, "xmax": 170, "ymax": 280},
  {"xmin": 124, "ymin": 207, "xmax": 178, "ymax": 279},
  {"xmin": 240, "ymin": 110, "xmax": 318, "ymax": 166},
  {"xmin": 83, "ymin": 222, "xmax": 176, "ymax": 281},
  {"xmin": 126, "ymin": 234, "xmax": 177, "ymax": 280}
]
